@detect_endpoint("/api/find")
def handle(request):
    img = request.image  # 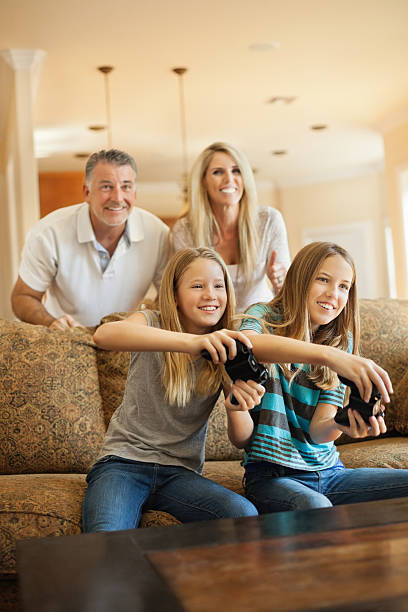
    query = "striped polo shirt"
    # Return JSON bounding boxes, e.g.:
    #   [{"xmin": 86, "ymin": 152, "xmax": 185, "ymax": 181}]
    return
[{"xmin": 240, "ymin": 303, "xmax": 349, "ymax": 472}]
